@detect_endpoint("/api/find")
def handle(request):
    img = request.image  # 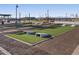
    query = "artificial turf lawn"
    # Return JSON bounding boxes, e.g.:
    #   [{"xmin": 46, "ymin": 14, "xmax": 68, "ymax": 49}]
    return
[{"xmin": 7, "ymin": 26, "xmax": 76, "ymax": 44}]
